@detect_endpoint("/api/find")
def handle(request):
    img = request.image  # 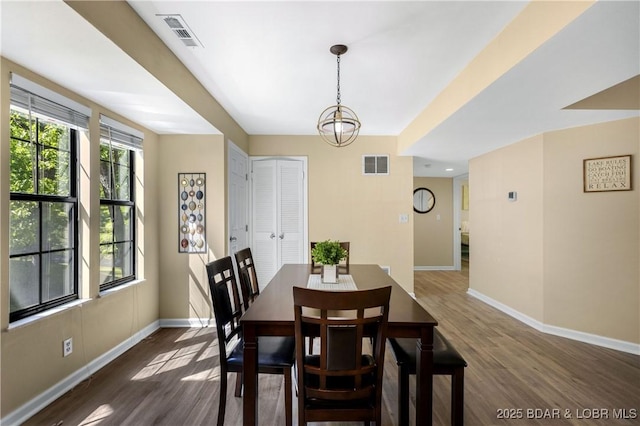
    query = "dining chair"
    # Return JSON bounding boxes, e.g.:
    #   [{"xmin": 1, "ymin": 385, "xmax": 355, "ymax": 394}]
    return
[
  {"xmin": 206, "ymin": 256, "xmax": 294, "ymax": 426},
  {"xmin": 388, "ymin": 330, "xmax": 468, "ymax": 426},
  {"xmin": 234, "ymin": 247, "xmax": 260, "ymax": 310},
  {"xmin": 310, "ymin": 241, "xmax": 350, "ymax": 274},
  {"xmin": 293, "ymin": 285, "xmax": 392, "ymax": 425}
]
